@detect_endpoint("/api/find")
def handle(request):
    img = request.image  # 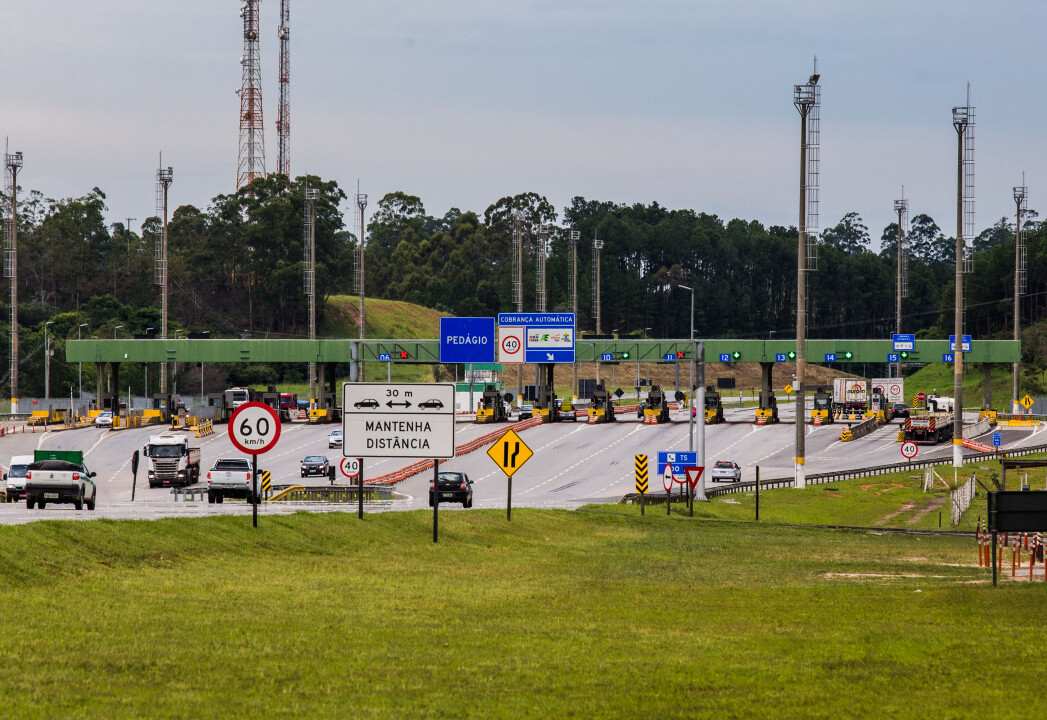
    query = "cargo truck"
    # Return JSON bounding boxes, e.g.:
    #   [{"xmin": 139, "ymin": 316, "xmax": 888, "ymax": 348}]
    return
[
  {"xmin": 904, "ymin": 395, "xmax": 955, "ymax": 444},
  {"xmin": 143, "ymin": 434, "xmax": 202, "ymax": 488},
  {"xmin": 832, "ymin": 378, "xmax": 868, "ymax": 416}
]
